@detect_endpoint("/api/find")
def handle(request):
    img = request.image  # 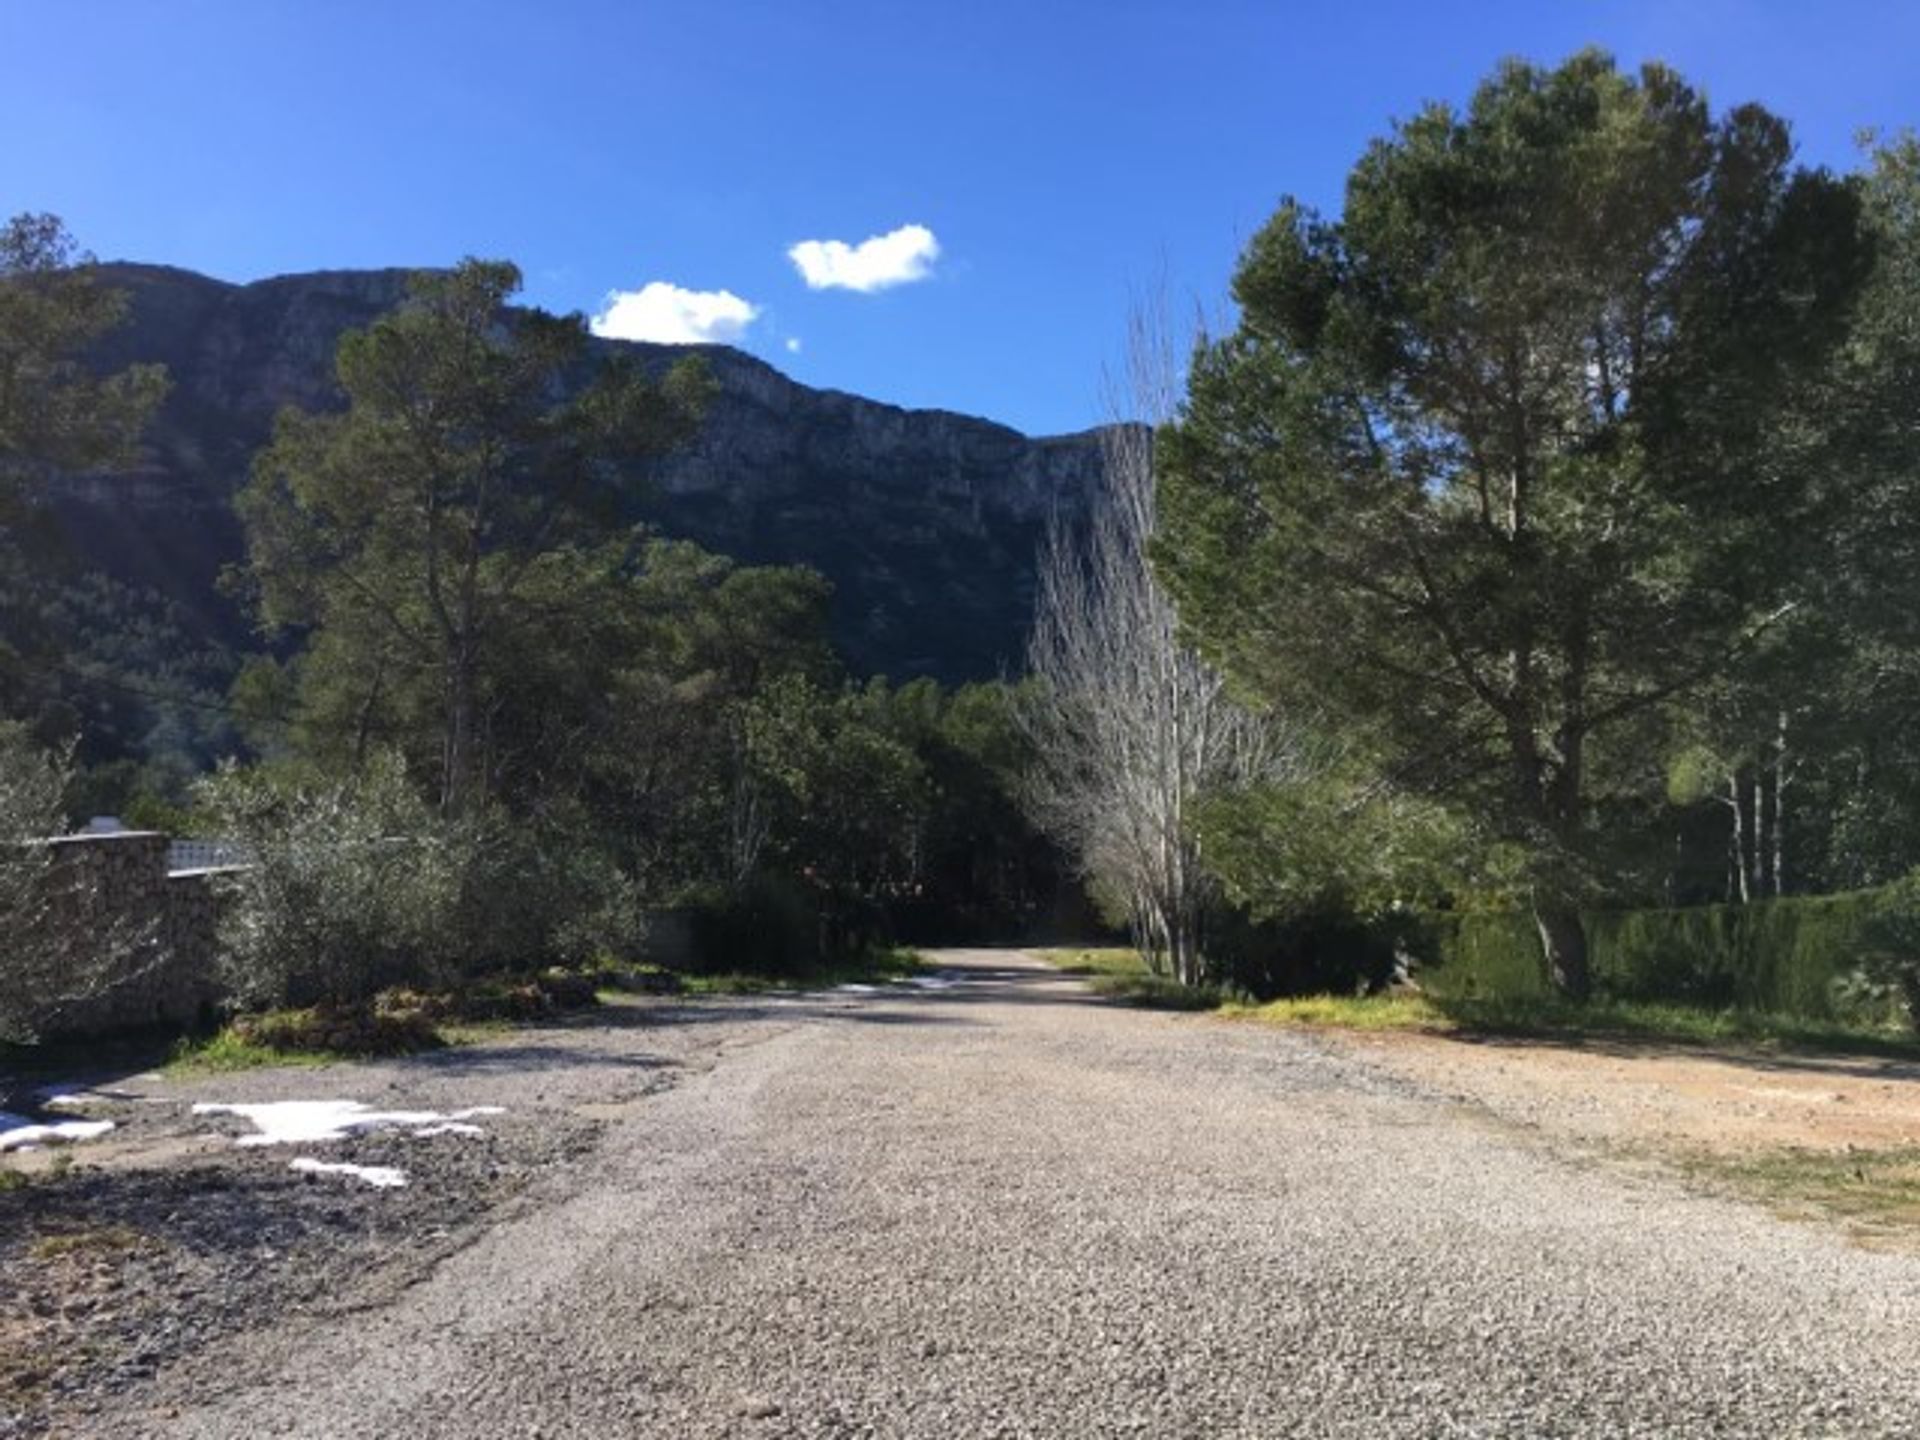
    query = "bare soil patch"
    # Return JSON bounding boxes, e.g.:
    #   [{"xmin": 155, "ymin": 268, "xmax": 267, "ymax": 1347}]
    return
[{"xmin": 1343, "ymin": 1027, "xmax": 1920, "ymax": 1155}]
